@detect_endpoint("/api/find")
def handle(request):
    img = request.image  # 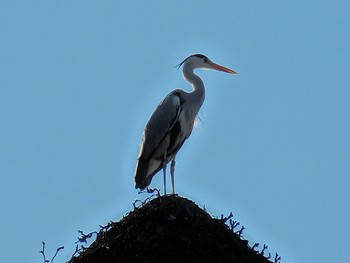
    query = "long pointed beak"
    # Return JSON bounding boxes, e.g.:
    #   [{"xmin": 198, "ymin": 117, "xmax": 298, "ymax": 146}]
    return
[{"xmin": 211, "ymin": 62, "xmax": 237, "ymax": 74}]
